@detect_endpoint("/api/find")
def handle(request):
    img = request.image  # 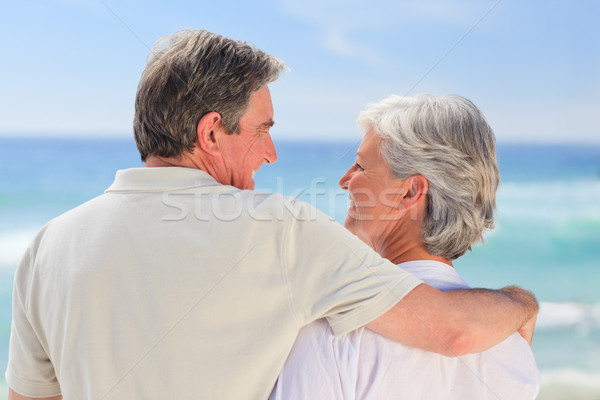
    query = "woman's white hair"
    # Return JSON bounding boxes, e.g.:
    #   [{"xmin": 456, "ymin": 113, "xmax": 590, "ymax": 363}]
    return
[{"xmin": 357, "ymin": 94, "xmax": 500, "ymax": 260}]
